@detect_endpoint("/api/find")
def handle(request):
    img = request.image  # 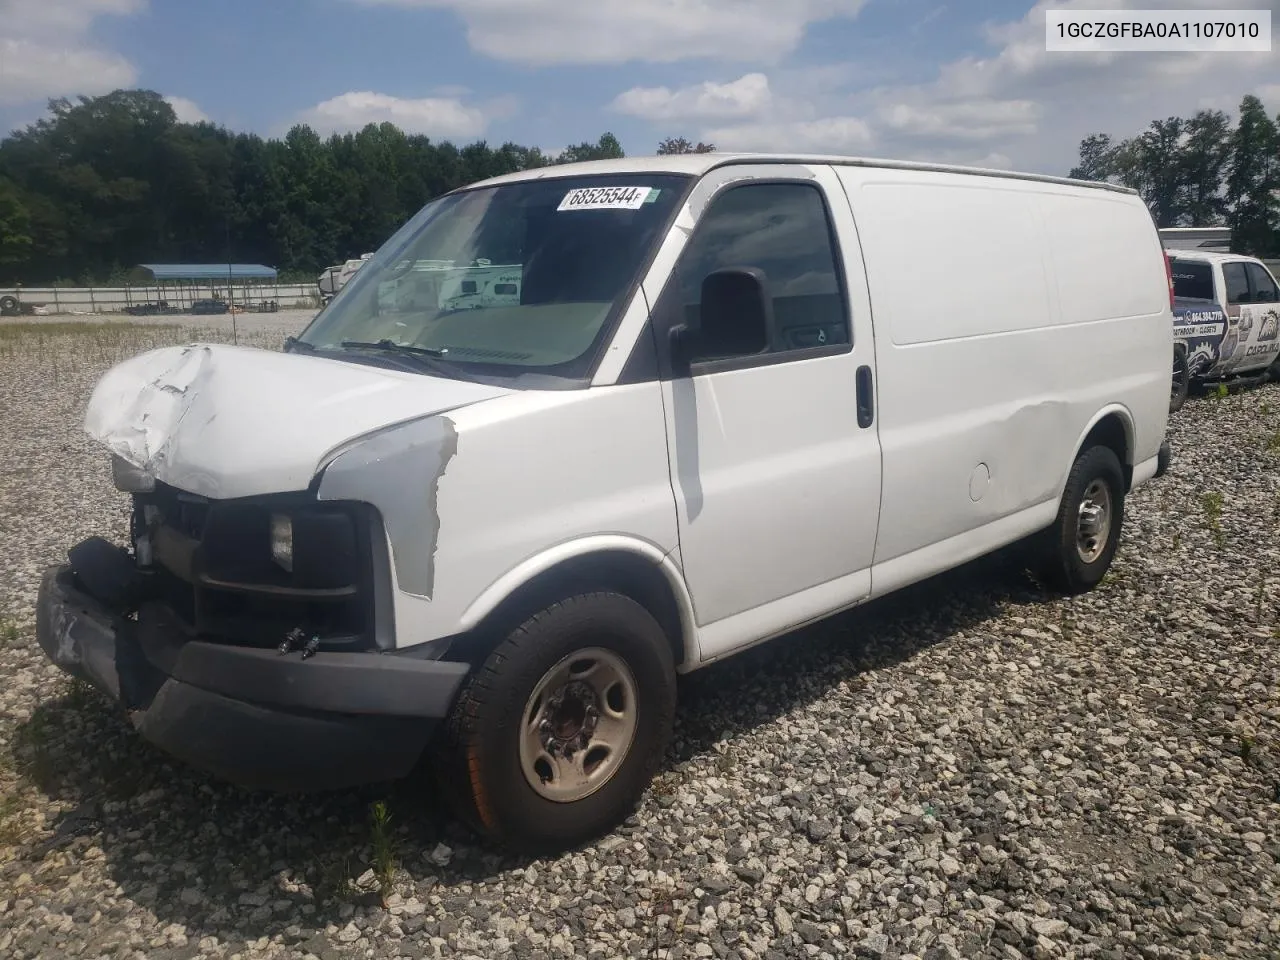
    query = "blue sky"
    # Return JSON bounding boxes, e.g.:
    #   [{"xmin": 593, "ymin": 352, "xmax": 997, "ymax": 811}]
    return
[{"xmin": 2, "ymin": 0, "xmax": 1277, "ymax": 173}]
